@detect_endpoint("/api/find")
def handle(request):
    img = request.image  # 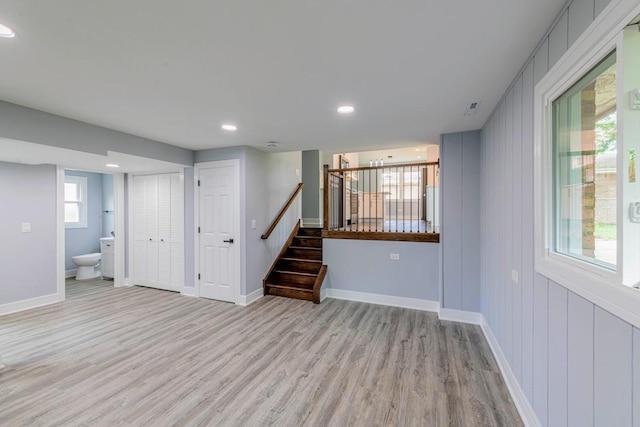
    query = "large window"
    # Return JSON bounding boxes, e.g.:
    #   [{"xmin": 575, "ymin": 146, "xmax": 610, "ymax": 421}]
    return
[
  {"xmin": 552, "ymin": 52, "xmax": 617, "ymax": 269},
  {"xmin": 65, "ymin": 175, "xmax": 88, "ymax": 228}
]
